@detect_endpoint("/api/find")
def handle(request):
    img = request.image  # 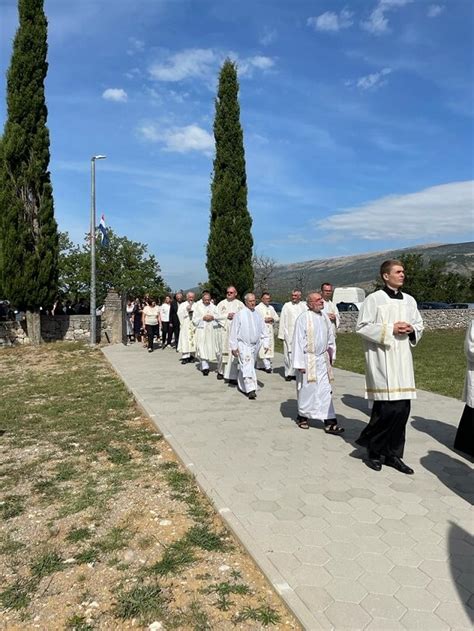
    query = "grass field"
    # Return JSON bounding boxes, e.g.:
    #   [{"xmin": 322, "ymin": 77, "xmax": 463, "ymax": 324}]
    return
[
  {"xmin": 0, "ymin": 343, "xmax": 299, "ymax": 630},
  {"xmin": 276, "ymin": 330, "xmax": 465, "ymax": 400}
]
